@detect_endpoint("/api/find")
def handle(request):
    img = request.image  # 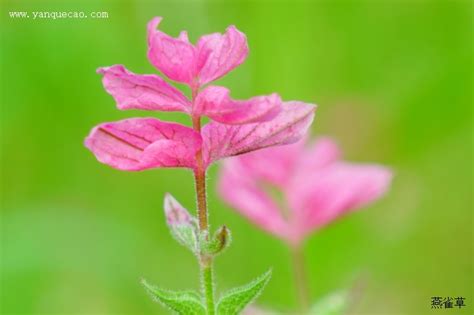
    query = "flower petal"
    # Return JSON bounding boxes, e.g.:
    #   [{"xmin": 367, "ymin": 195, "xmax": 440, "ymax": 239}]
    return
[
  {"xmin": 231, "ymin": 140, "xmax": 306, "ymax": 187},
  {"xmin": 234, "ymin": 137, "xmax": 339, "ymax": 191},
  {"xmin": 97, "ymin": 65, "xmax": 191, "ymax": 112},
  {"xmin": 194, "ymin": 86, "xmax": 282, "ymax": 124},
  {"xmin": 147, "ymin": 17, "xmax": 197, "ymax": 84},
  {"xmin": 84, "ymin": 118, "xmax": 201, "ymax": 171},
  {"xmin": 196, "ymin": 25, "xmax": 248, "ymax": 85},
  {"xmin": 202, "ymin": 101, "xmax": 316, "ymax": 166},
  {"xmin": 219, "ymin": 158, "xmax": 290, "ymax": 239},
  {"xmin": 293, "ymin": 137, "xmax": 341, "ymax": 179},
  {"xmin": 288, "ymin": 163, "xmax": 393, "ymax": 236}
]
